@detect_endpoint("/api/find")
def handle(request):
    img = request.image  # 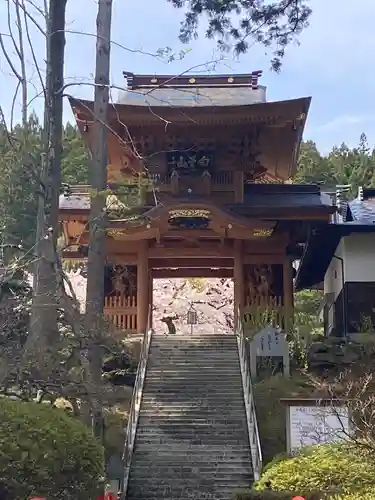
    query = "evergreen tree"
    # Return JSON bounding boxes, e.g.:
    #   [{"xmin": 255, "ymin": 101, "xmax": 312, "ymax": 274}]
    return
[
  {"xmin": 0, "ymin": 119, "xmax": 89, "ymax": 247},
  {"xmin": 296, "ymin": 133, "xmax": 375, "ymax": 196},
  {"xmin": 169, "ymin": 0, "xmax": 312, "ymax": 70}
]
